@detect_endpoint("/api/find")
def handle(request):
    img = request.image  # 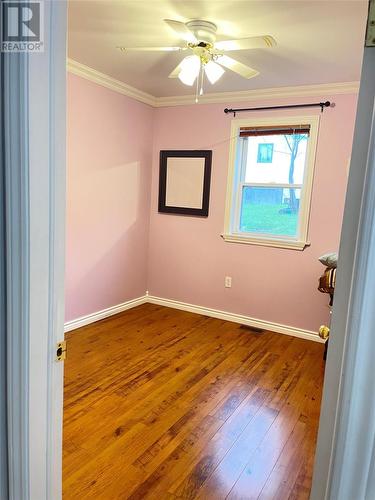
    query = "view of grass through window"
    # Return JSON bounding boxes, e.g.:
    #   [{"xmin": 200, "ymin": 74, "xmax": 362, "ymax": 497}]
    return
[{"xmin": 240, "ymin": 187, "xmax": 300, "ymax": 236}]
